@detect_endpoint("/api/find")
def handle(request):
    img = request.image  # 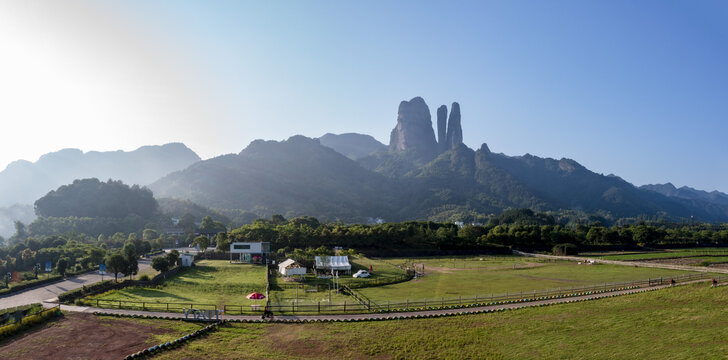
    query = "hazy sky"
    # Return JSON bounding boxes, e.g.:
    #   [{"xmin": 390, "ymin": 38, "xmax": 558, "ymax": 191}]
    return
[{"xmin": 1, "ymin": 1, "xmax": 726, "ymax": 192}]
